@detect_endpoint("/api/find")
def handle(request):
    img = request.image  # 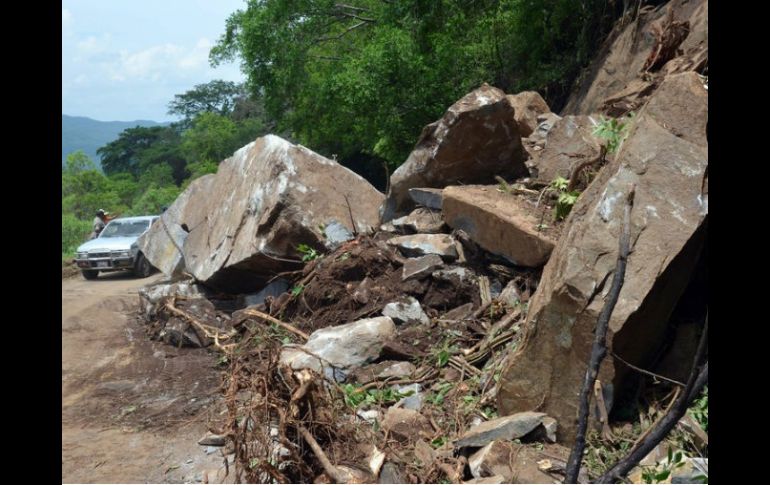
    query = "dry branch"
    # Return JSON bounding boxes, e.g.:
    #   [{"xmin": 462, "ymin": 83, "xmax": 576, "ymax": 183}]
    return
[{"xmin": 565, "ymin": 187, "xmax": 635, "ymax": 483}]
